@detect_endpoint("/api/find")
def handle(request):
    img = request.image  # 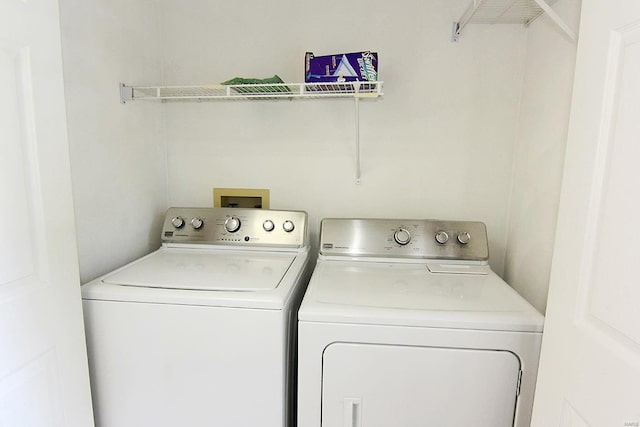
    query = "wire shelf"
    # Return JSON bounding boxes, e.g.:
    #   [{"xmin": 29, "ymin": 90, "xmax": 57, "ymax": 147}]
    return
[
  {"xmin": 121, "ymin": 81, "xmax": 383, "ymax": 103},
  {"xmin": 452, "ymin": 0, "xmax": 575, "ymax": 43},
  {"xmin": 460, "ymin": 0, "xmax": 558, "ymax": 26},
  {"xmin": 118, "ymin": 80, "xmax": 383, "ymax": 184}
]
